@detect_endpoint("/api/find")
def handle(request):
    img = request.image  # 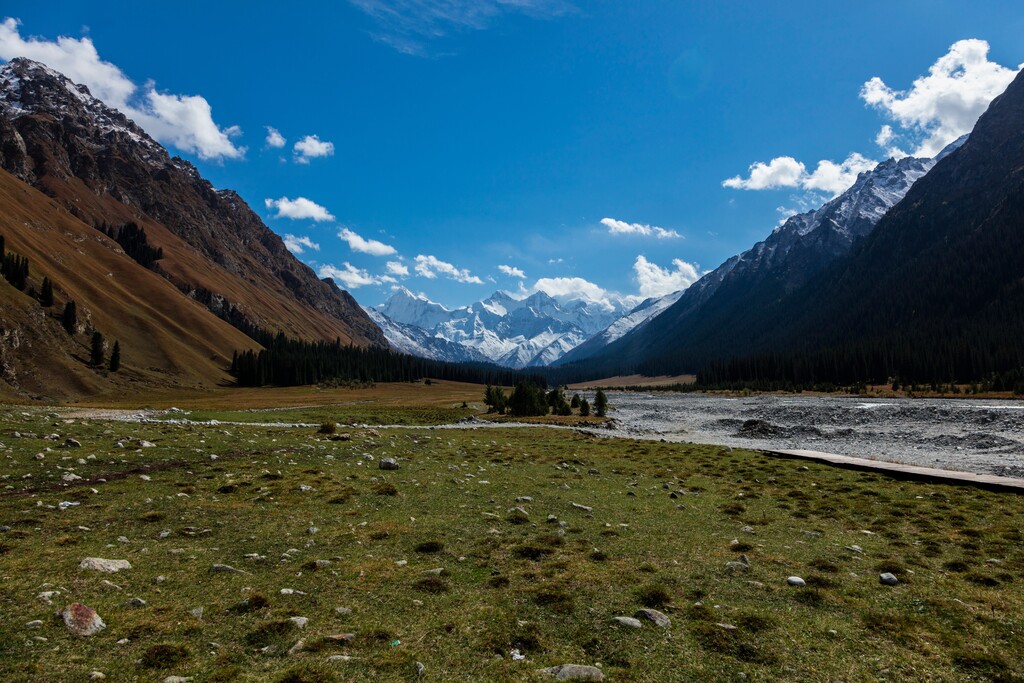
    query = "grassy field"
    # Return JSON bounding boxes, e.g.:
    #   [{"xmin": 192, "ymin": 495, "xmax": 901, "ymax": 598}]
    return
[{"xmin": 1, "ymin": 390, "xmax": 1023, "ymax": 682}]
